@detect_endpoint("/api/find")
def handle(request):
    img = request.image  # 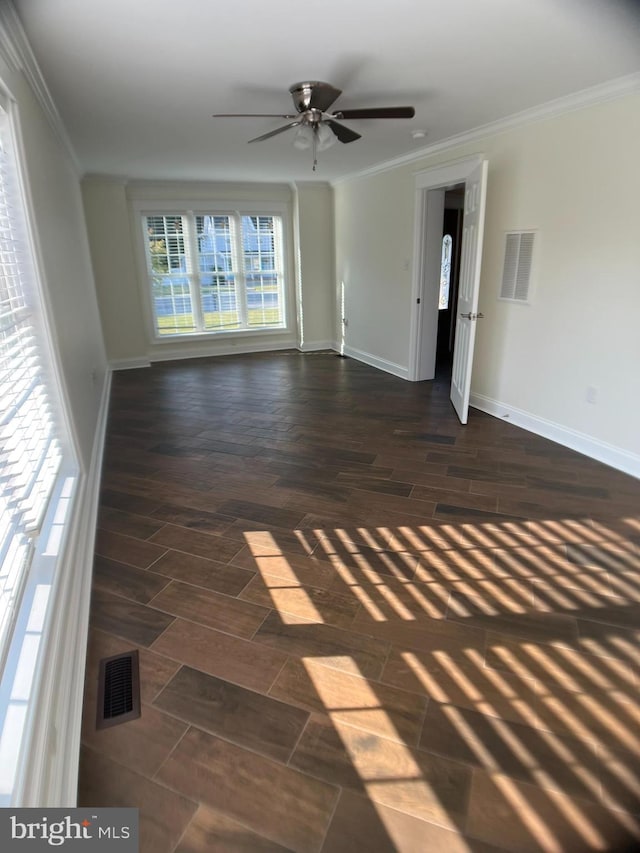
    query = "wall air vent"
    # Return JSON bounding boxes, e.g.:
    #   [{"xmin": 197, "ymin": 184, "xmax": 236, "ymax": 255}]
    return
[
  {"xmin": 96, "ymin": 650, "xmax": 141, "ymax": 729},
  {"xmin": 500, "ymin": 231, "xmax": 535, "ymax": 302}
]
